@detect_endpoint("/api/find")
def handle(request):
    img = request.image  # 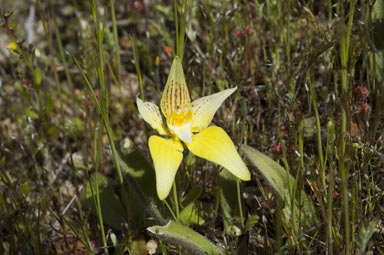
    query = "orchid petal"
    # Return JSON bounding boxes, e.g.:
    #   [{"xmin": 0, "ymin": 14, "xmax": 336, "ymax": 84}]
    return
[
  {"xmin": 191, "ymin": 87, "xmax": 237, "ymax": 132},
  {"xmin": 149, "ymin": 136, "xmax": 184, "ymax": 200},
  {"xmin": 169, "ymin": 121, "xmax": 192, "ymax": 143},
  {"xmin": 186, "ymin": 126, "xmax": 250, "ymax": 181},
  {"xmin": 160, "ymin": 56, "xmax": 191, "ymax": 118},
  {"xmin": 136, "ymin": 97, "xmax": 167, "ymax": 135}
]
